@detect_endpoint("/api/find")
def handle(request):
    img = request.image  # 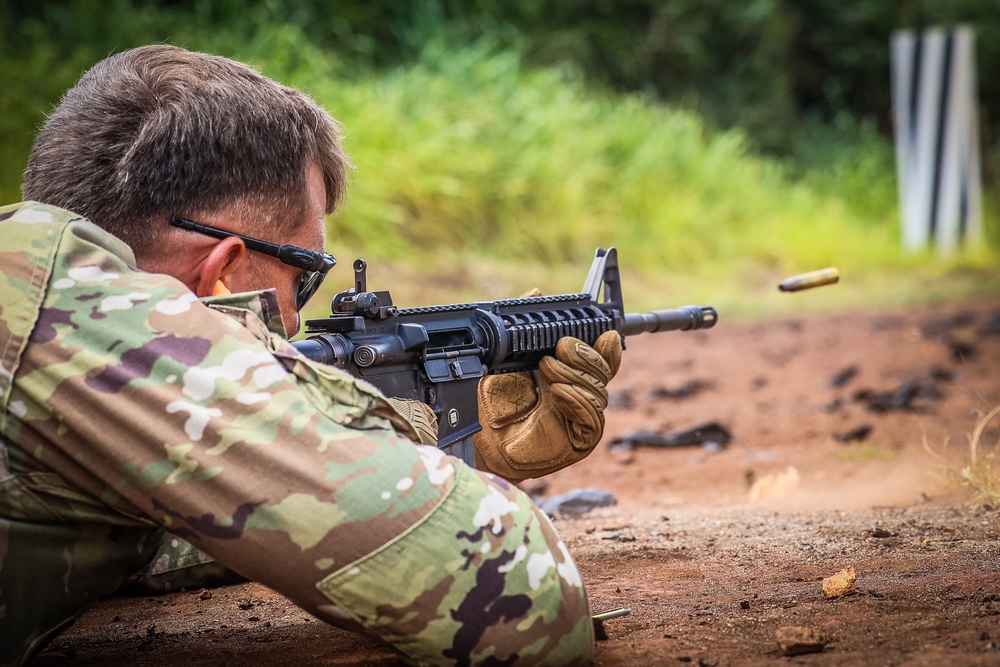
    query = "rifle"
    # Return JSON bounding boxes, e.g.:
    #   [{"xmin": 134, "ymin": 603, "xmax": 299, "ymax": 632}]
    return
[{"xmin": 291, "ymin": 247, "xmax": 717, "ymax": 466}]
